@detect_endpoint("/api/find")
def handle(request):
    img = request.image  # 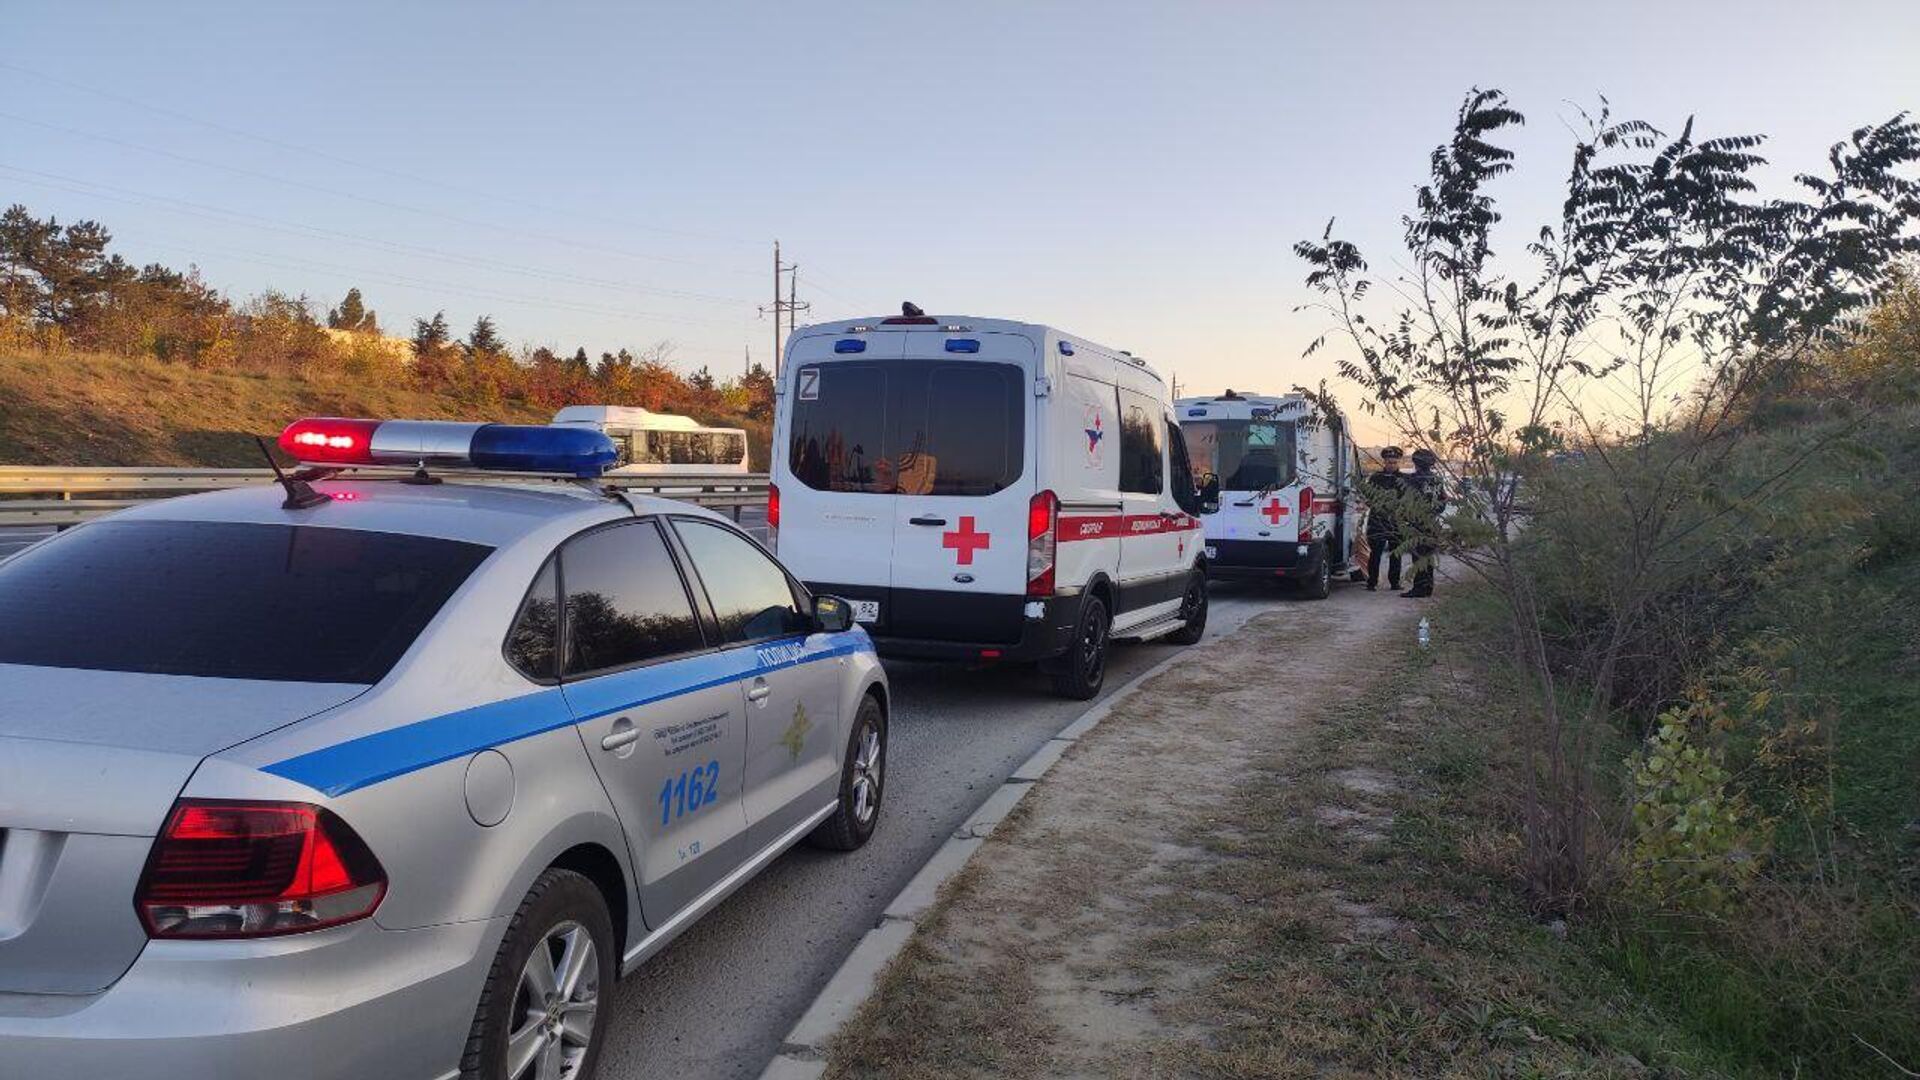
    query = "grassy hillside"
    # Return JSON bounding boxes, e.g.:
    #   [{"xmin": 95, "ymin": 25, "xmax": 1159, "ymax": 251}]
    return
[{"xmin": 0, "ymin": 351, "xmax": 769, "ymax": 468}]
